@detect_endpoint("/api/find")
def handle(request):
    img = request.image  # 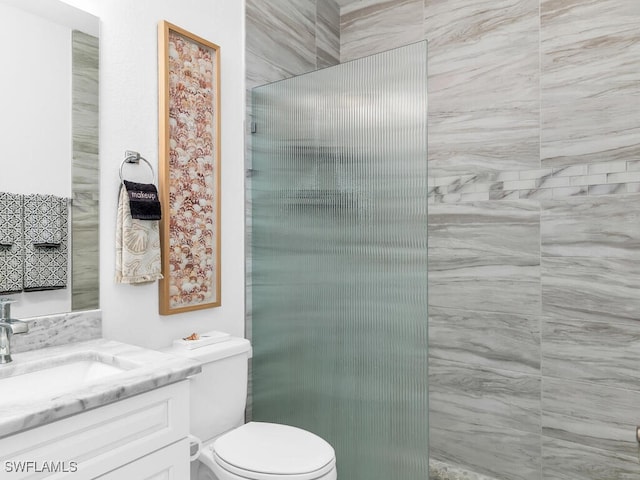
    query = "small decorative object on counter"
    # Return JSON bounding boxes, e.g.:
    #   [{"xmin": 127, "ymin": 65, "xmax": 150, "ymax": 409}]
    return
[{"xmin": 172, "ymin": 330, "xmax": 231, "ymax": 350}]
